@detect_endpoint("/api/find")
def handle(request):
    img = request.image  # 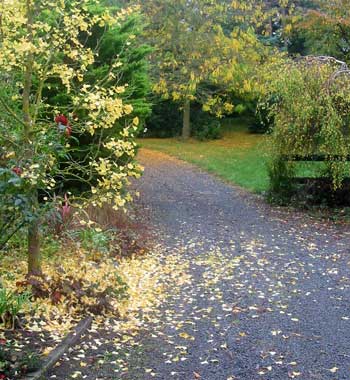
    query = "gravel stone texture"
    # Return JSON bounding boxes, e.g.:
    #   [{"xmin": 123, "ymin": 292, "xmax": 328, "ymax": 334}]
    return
[{"xmin": 49, "ymin": 149, "xmax": 350, "ymax": 380}]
